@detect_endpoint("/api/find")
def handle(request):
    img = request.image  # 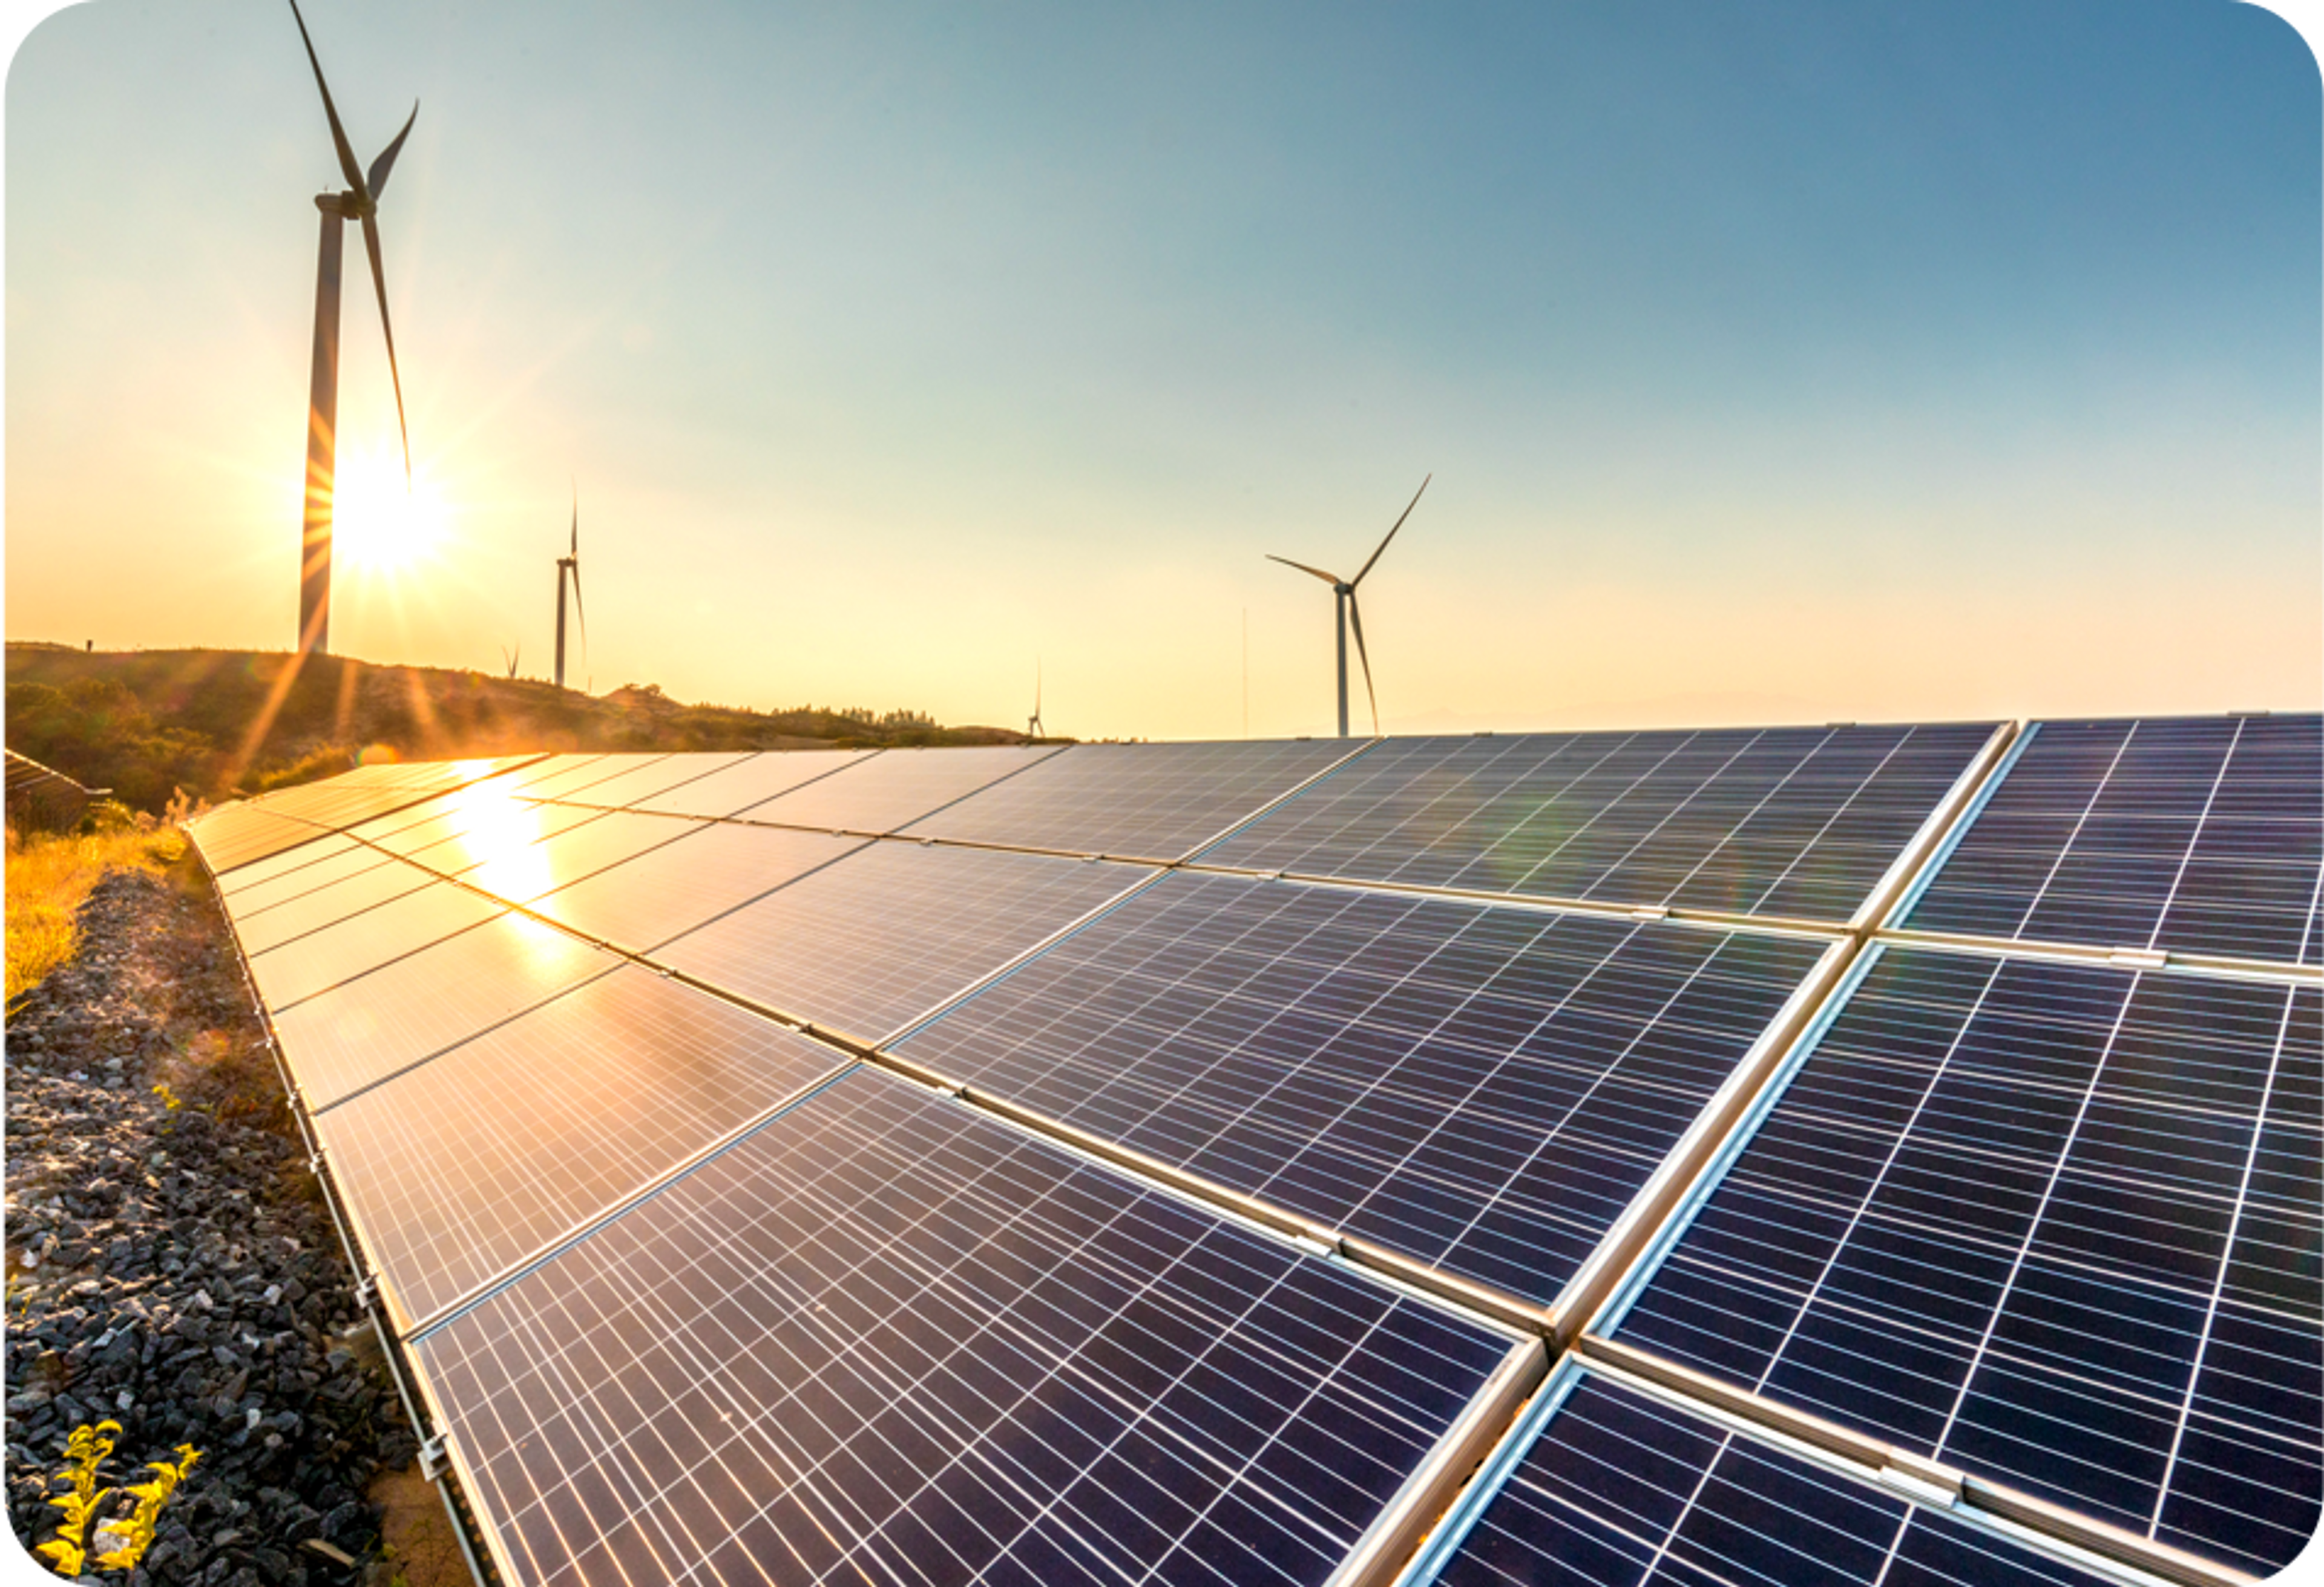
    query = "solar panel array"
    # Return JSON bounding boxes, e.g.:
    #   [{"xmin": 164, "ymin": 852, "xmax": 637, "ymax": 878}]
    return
[{"xmin": 185, "ymin": 717, "xmax": 2322, "ymax": 1587}]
